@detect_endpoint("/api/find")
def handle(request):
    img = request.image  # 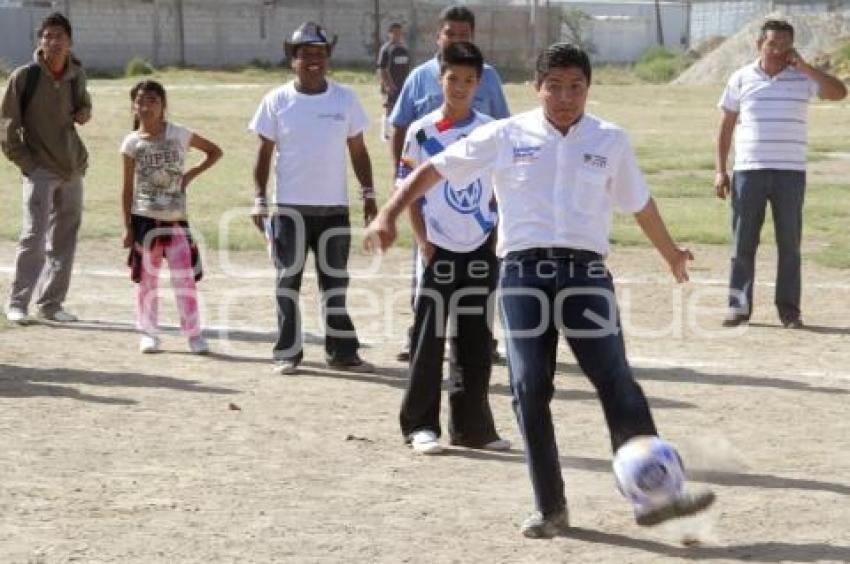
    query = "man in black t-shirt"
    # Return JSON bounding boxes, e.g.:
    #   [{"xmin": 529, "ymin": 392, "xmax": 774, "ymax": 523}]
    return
[{"xmin": 376, "ymin": 22, "xmax": 411, "ymax": 141}]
